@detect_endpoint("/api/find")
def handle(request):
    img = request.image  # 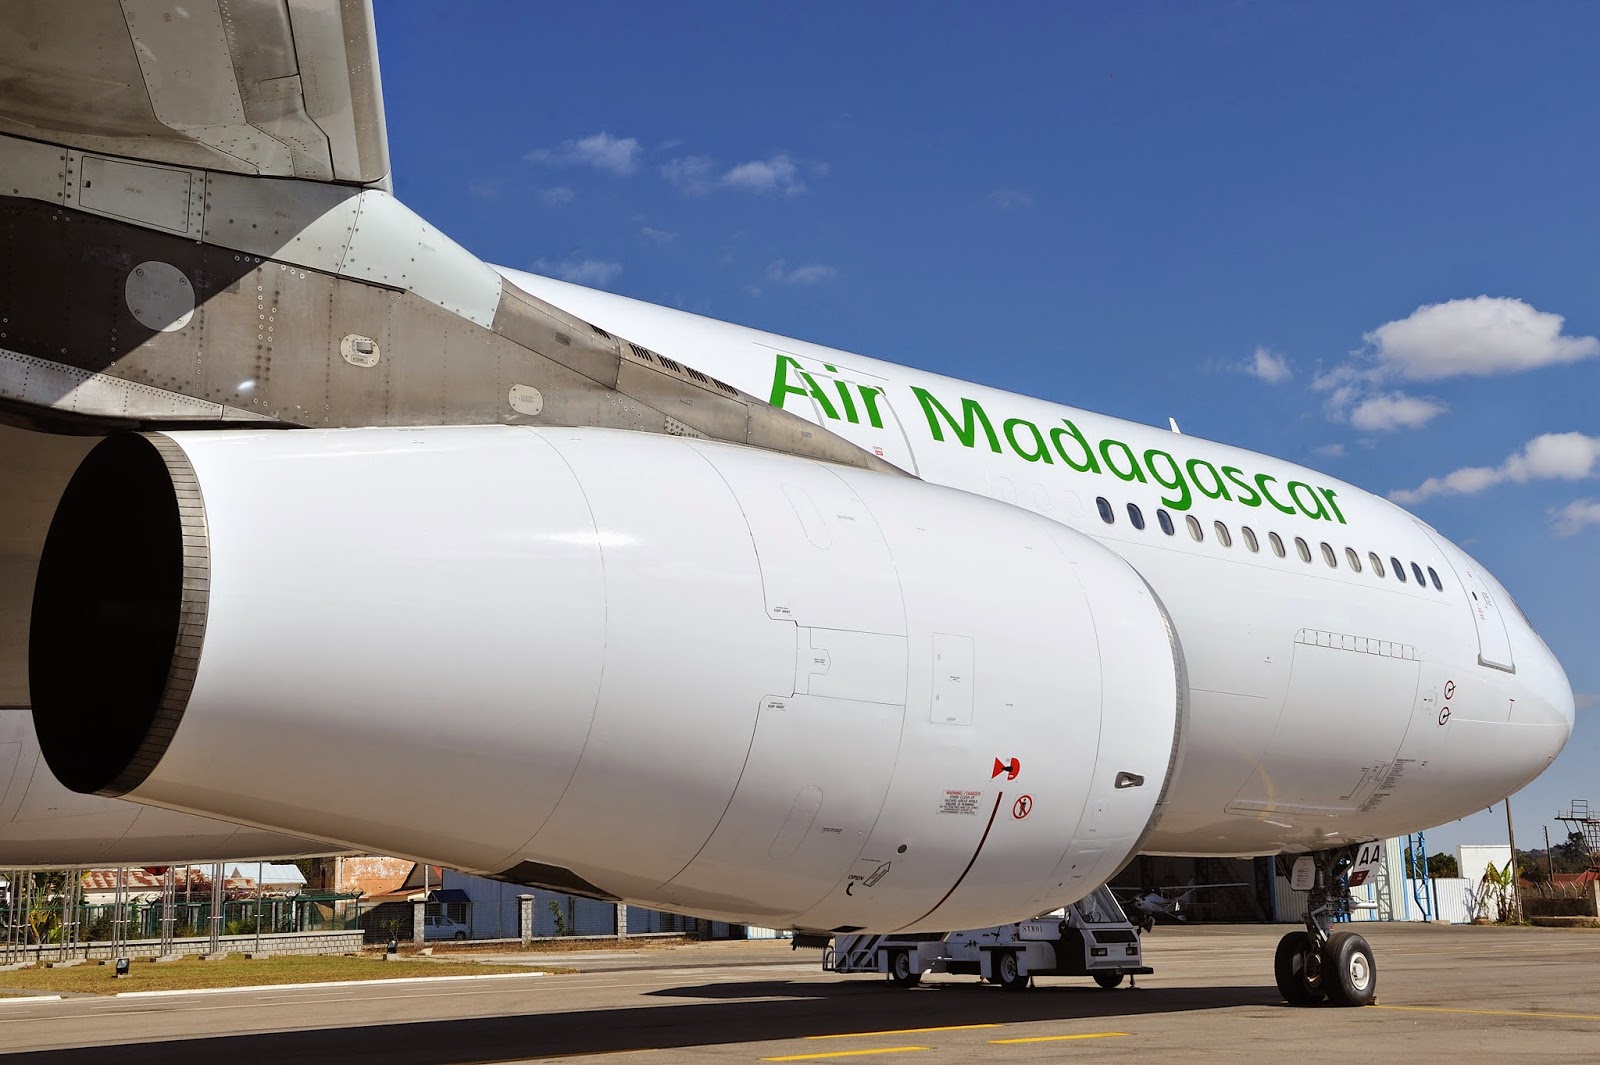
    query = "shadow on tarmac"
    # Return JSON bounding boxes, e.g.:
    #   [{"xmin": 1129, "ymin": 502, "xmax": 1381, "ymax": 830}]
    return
[{"xmin": 6, "ymin": 979, "xmax": 1279, "ymax": 1064}]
